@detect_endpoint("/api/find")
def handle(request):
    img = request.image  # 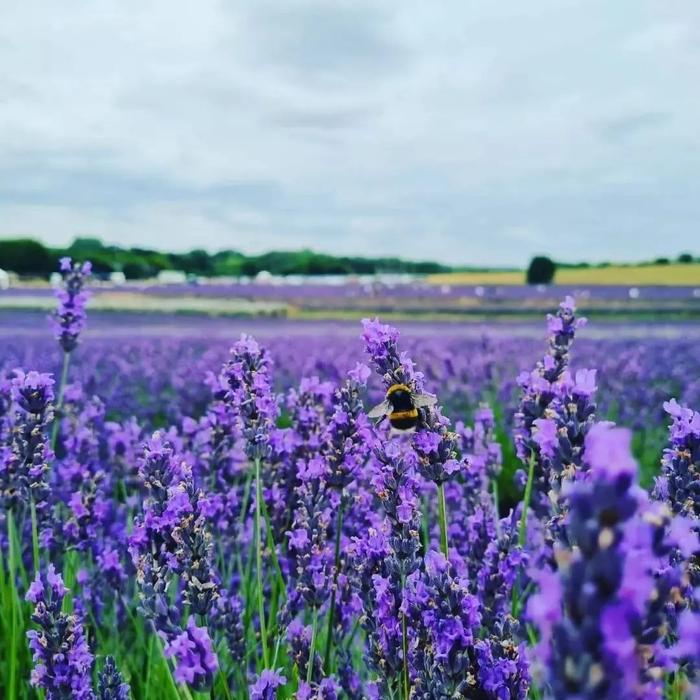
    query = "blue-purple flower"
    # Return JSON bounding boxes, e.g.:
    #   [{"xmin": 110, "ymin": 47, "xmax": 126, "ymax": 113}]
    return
[
  {"xmin": 26, "ymin": 565, "xmax": 94, "ymax": 700},
  {"xmin": 50, "ymin": 257, "xmax": 92, "ymax": 353}
]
